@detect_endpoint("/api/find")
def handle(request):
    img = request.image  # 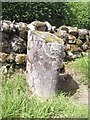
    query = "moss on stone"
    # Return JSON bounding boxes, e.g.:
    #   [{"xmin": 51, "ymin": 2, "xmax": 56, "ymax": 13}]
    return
[
  {"xmin": 15, "ymin": 54, "xmax": 26, "ymax": 64},
  {"xmin": 34, "ymin": 21, "xmax": 46, "ymax": 27},
  {"xmin": 0, "ymin": 53, "xmax": 8, "ymax": 62},
  {"xmin": 32, "ymin": 30, "xmax": 63, "ymax": 44},
  {"xmin": 44, "ymin": 35, "xmax": 61, "ymax": 43},
  {"xmin": 76, "ymin": 39, "xmax": 83, "ymax": 46}
]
